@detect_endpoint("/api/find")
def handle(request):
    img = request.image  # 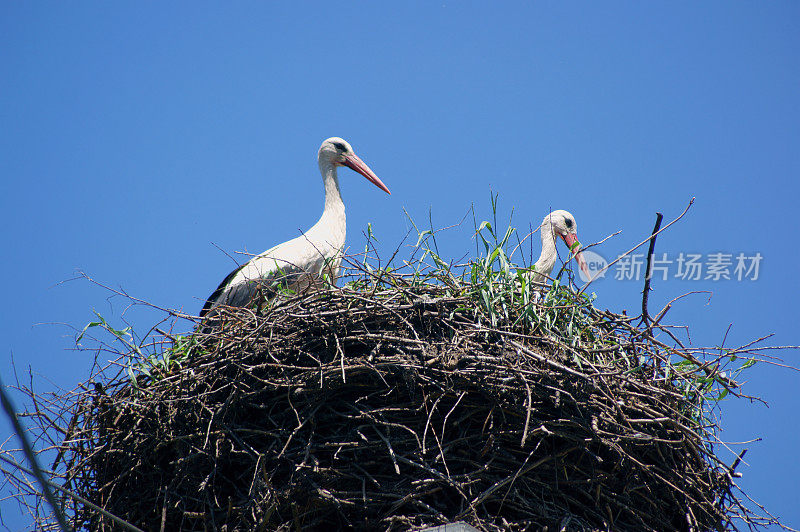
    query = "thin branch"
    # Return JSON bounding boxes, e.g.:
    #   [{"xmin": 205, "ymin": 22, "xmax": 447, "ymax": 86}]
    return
[
  {"xmin": 579, "ymin": 197, "xmax": 695, "ymax": 295},
  {"xmin": 640, "ymin": 212, "xmax": 664, "ymax": 325},
  {"xmin": 0, "ymin": 377, "xmax": 70, "ymax": 531},
  {"xmin": 0, "ymin": 453, "xmax": 144, "ymax": 532}
]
